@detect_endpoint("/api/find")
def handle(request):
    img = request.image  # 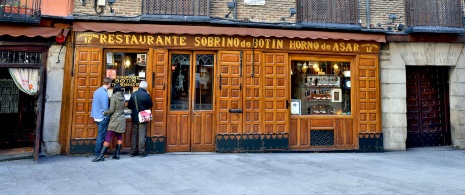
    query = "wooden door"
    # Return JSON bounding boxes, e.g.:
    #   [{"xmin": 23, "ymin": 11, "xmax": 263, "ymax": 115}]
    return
[
  {"xmin": 217, "ymin": 51, "xmax": 243, "ymax": 135},
  {"xmin": 166, "ymin": 51, "xmax": 192, "ymax": 152},
  {"xmin": 150, "ymin": 49, "xmax": 168, "ymax": 139},
  {"xmin": 263, "ymin": 53, "xmax": 289, "ymax": 134},
  {"xmin": 191, "ymin": 52, "xmax": 216, "ymax": 151},
  {"xmin": 71, "ymin": 47, "xmax": 102, "ymax": 145},
  {"xmin": 243, "ymin": 51, "xmax": 262, "ymax": 134},
  {"xmin": 406, "ymin": 66, "xmax": 450, "ymax": 147}
]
